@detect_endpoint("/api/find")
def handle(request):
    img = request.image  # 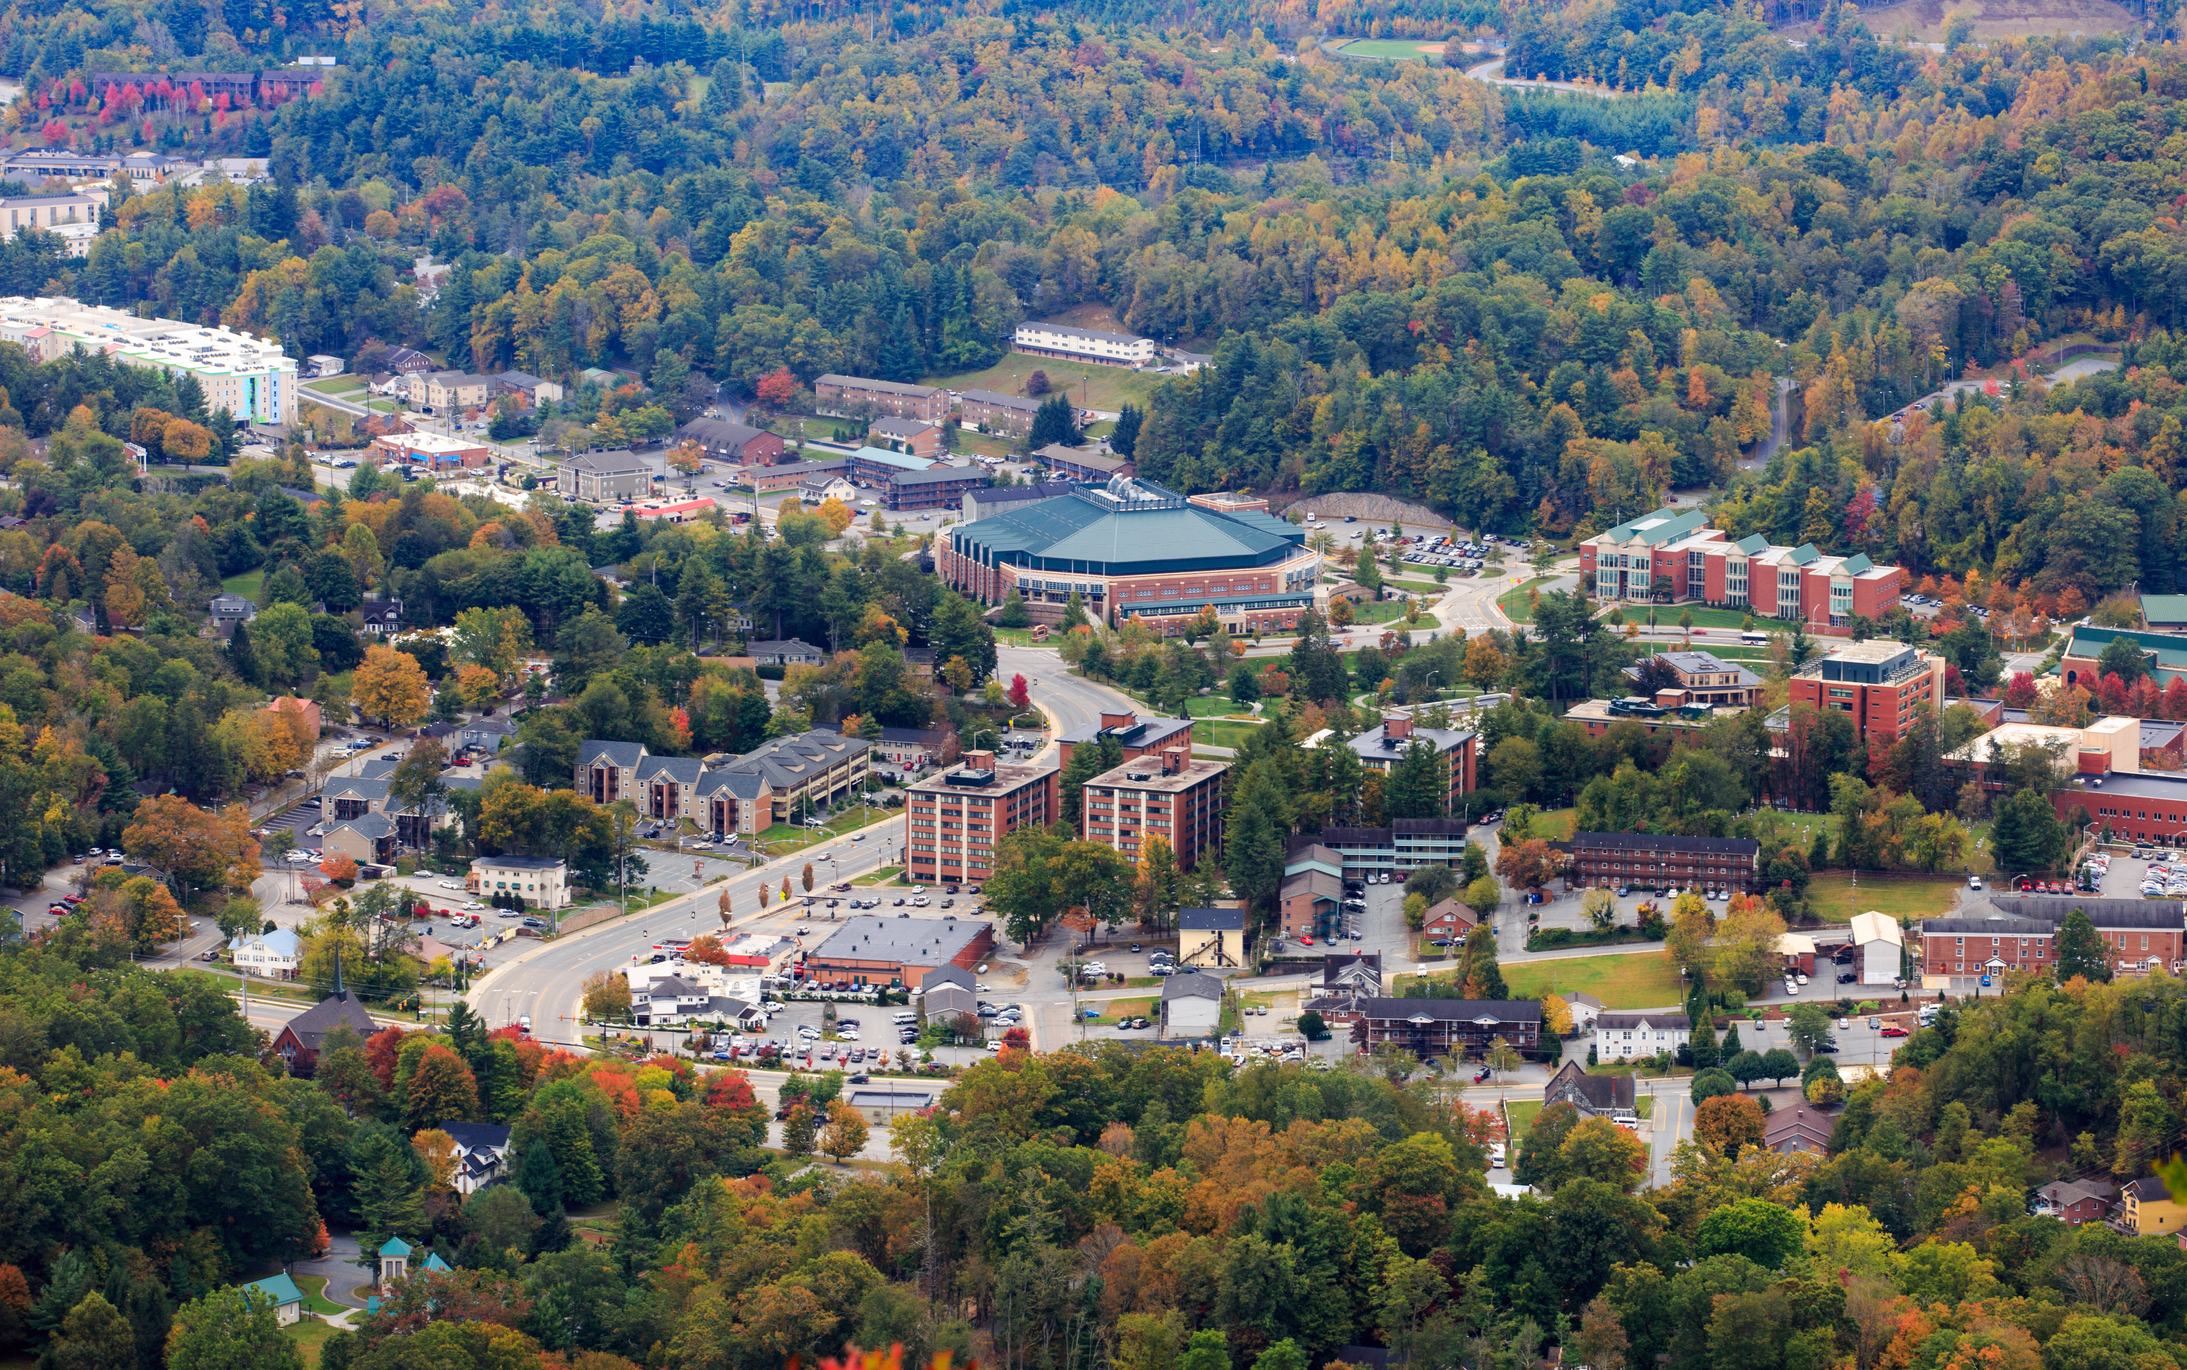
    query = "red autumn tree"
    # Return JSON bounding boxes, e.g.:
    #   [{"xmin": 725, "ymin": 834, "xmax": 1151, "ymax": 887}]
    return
[
  {"xmin": 753, "ymin": 366, "xmax": 797, "ymax": 406},
  {"xmin": 1007, "ymin": 673, "xmax": 1031, "ymax": 710},
  {"xmin": 364, "ymin": 1025, "xmax": 407, "ymax": 1091},
  {"xmin": 2003, "ymin": 671, "xmax": 2039, "ymax": 709}
]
